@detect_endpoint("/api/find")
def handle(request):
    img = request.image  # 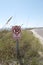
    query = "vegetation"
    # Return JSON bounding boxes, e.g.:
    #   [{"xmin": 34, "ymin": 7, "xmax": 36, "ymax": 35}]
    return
[{"xmin": 0, "ymin": 29, "xmax": 43, "ymax": 65}]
